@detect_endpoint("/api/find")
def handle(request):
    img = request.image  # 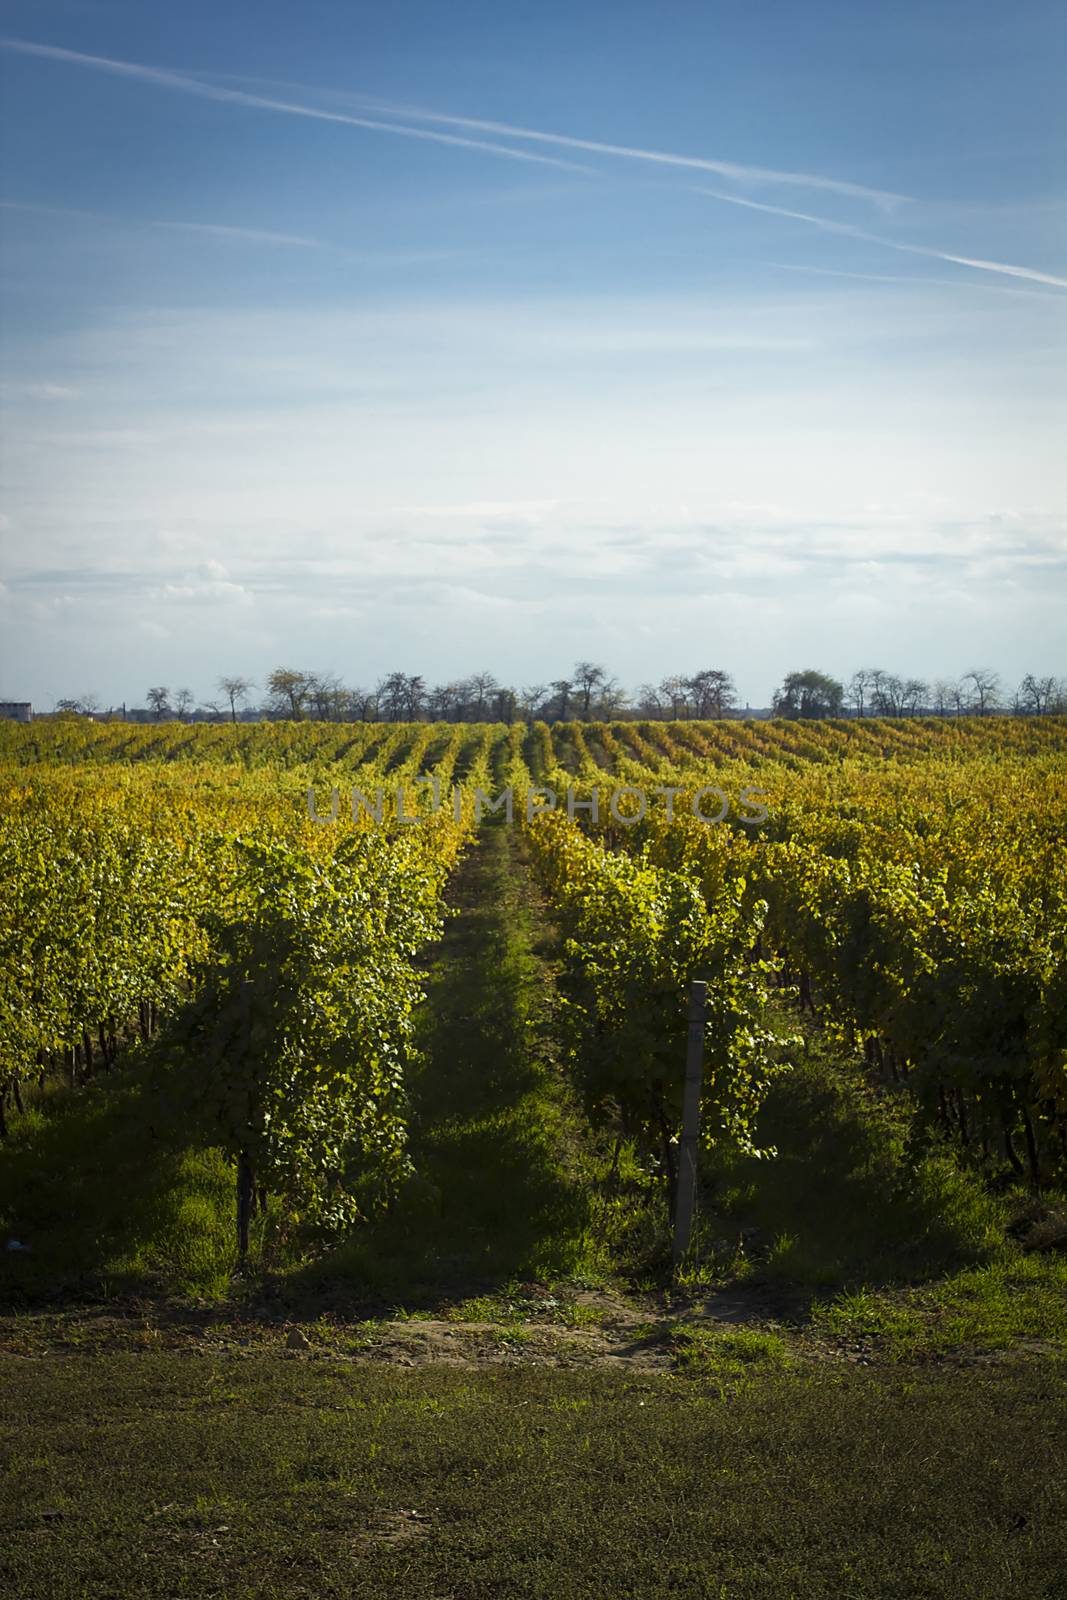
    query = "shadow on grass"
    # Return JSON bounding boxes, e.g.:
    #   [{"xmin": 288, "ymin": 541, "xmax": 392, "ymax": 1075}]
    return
[
  {"xmin": 692, "ymin": 1027, "xmax": 1005, "ymax": 1304},
  {"xmin": 0, "ymin": 1060, "xmax": 237, "ymax": 1305},
  {"xmin": 289, "ymin": 823, "xmax": 597, "ymax": 1311},
  {"xmin": 0, "ymin": 823, "xmax": 600, "ymax": 1316}
]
